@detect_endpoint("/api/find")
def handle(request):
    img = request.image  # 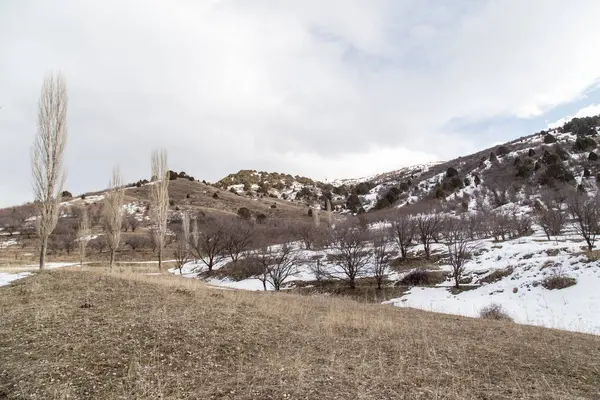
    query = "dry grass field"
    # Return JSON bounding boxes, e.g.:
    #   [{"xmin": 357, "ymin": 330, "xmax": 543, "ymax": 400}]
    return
[{"xmin": 1, "ymin": 269, "xmax": 599, "ymax": 399}]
